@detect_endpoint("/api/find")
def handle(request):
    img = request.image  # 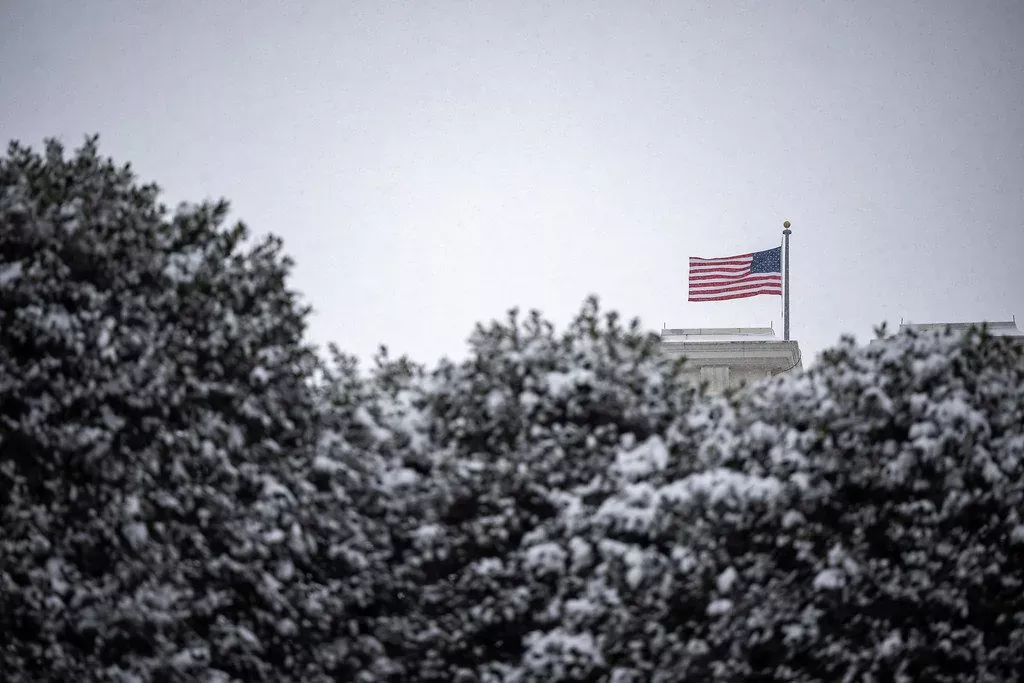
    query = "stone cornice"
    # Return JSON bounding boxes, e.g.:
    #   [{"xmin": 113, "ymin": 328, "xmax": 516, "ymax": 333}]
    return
[{"xmin": 661, "ymin": 340, "xmax": 802, "ymax": 370}]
